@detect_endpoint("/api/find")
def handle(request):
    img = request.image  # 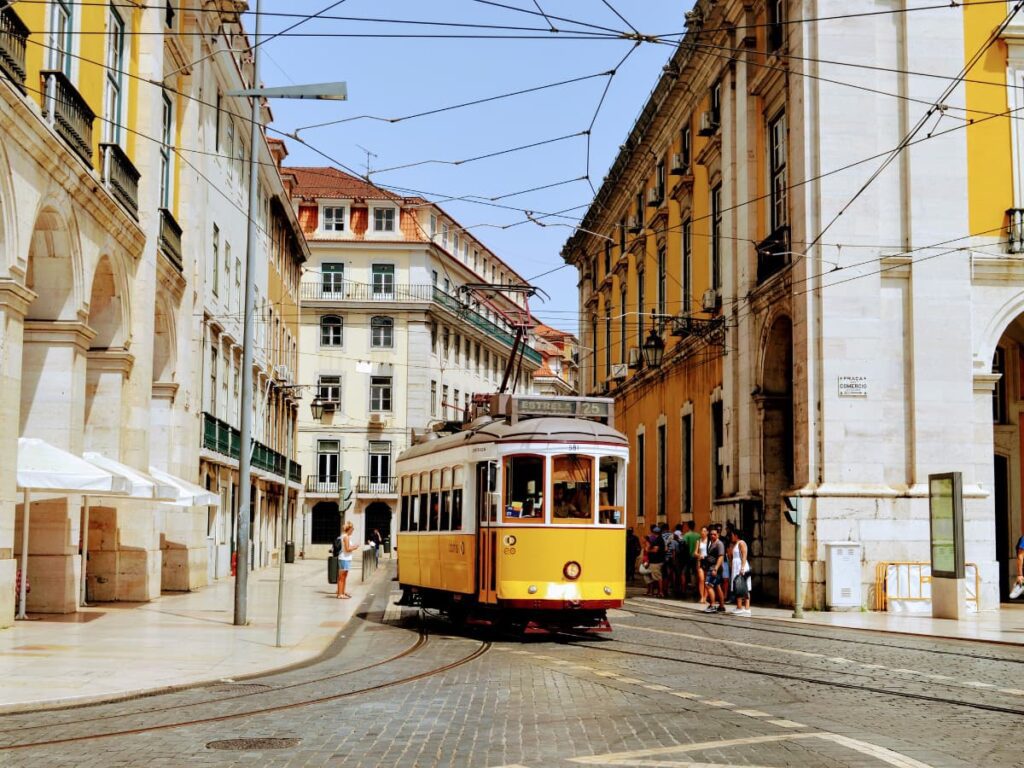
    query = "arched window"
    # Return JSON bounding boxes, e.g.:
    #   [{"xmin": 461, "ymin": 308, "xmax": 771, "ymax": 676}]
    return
[
  {"xmin": 371, "ymin": 315, "xmax": 394, "ymax": 348},
  {"xmin": 320, "ymin": 314, "xmax": 343, "ymax": 346}
]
